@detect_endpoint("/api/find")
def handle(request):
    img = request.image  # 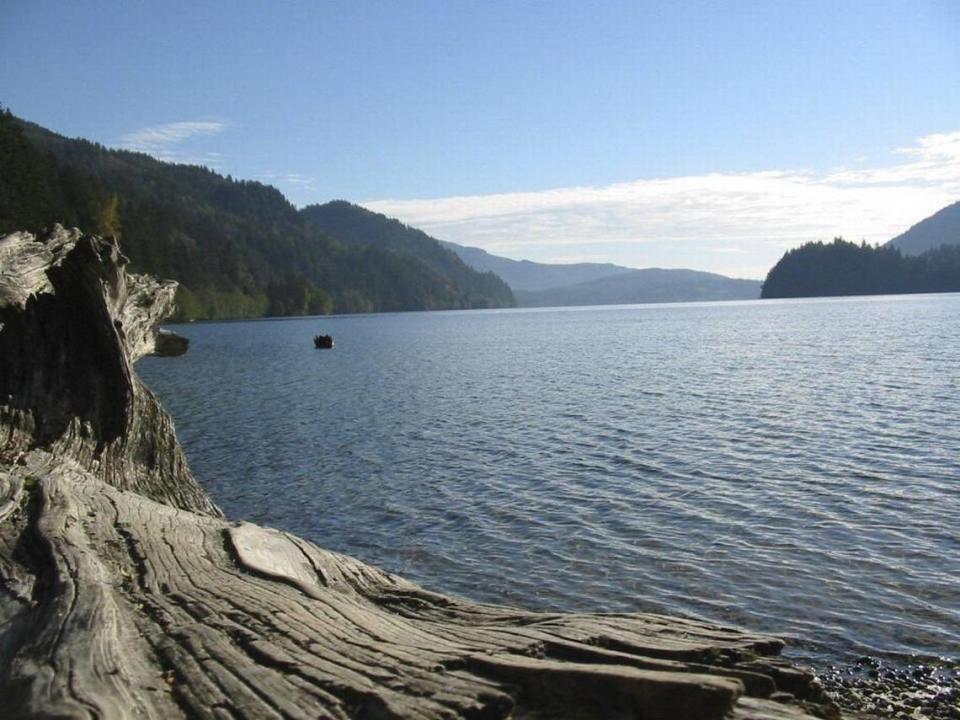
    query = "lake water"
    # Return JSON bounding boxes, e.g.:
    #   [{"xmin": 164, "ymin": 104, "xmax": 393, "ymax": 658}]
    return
[{"xmin": 139, "ymin": 294, "xmax": 960, "ymax": 670}]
